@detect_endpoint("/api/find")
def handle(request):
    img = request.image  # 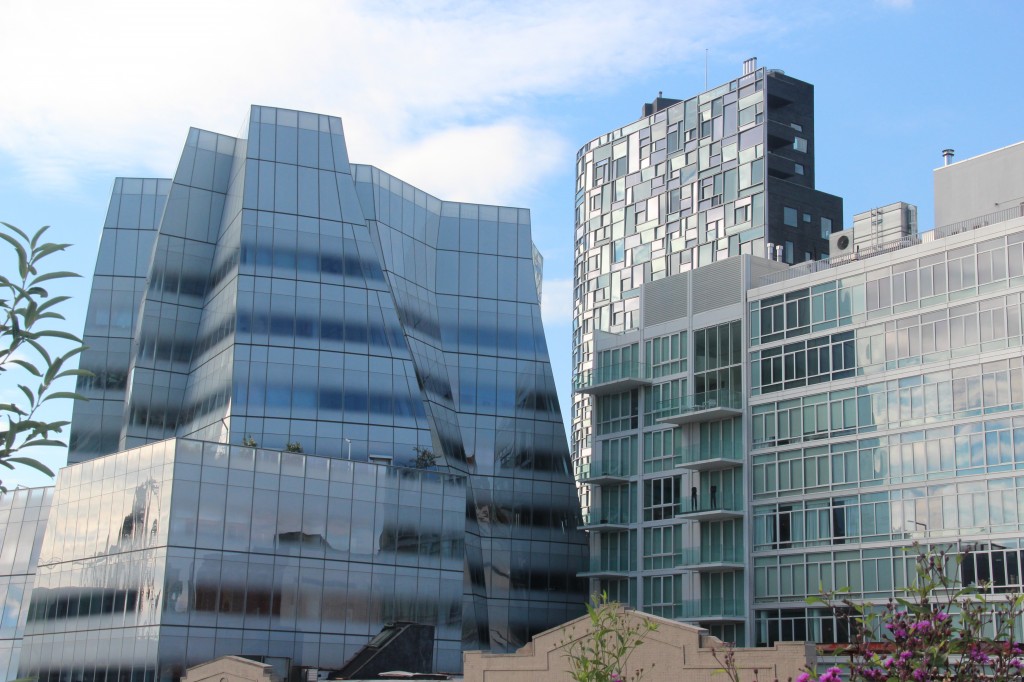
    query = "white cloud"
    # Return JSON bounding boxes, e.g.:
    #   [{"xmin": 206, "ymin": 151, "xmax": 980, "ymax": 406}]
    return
[
  {"xmin": 0, "ymin": 0, "xmax": 784, "ymax": 202},
  {"xmin": 379, "ymin": 121, "xmax": 567, "ymax": 205},
  {"xmin": 541, "ymin": 277, "xmax": 575, "ymax": 329}
]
